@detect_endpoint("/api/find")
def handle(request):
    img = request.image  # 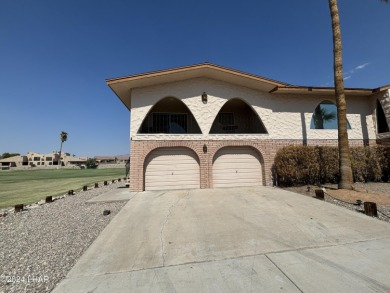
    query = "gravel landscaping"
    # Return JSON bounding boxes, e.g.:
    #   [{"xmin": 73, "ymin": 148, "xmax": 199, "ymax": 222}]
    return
[
  {"xmin": 0, "ymin": 182, "xmax": 127, "ymax": 293},
  {"xmin": 282, "ymin": 182, "xmax": 390, "ymax": 223}
]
